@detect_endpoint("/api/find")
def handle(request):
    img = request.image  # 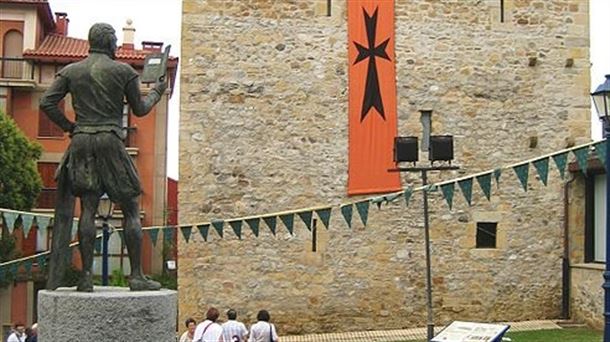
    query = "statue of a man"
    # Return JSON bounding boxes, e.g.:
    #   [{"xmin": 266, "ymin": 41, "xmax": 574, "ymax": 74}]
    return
[{"xmin": 40, "ymin": 23, "xmax": 167, "ymax": 292}]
